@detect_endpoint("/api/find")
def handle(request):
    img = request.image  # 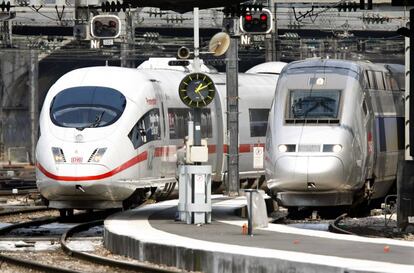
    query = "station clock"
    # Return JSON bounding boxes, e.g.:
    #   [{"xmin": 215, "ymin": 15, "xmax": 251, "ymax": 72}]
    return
[{"xmin": 178, "ymin": 73, "xmax": 216, "ymax": 108}]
